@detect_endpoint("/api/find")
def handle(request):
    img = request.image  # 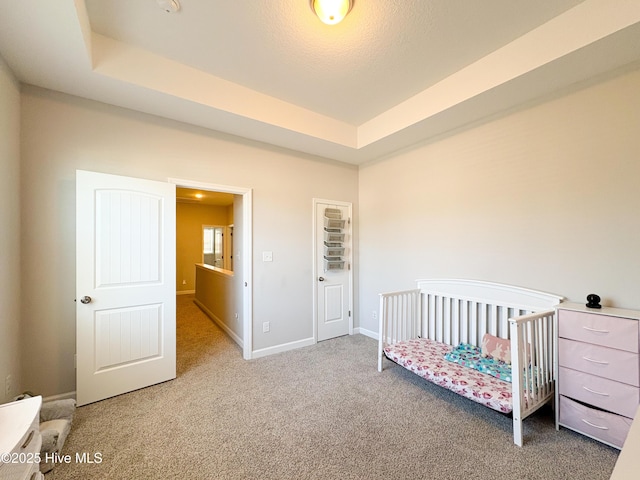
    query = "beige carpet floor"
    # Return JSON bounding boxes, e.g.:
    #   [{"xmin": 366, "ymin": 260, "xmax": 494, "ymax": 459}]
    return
[{"xmin": 47, "ymin": 295, "xmax": 620, "ymax": 479}]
